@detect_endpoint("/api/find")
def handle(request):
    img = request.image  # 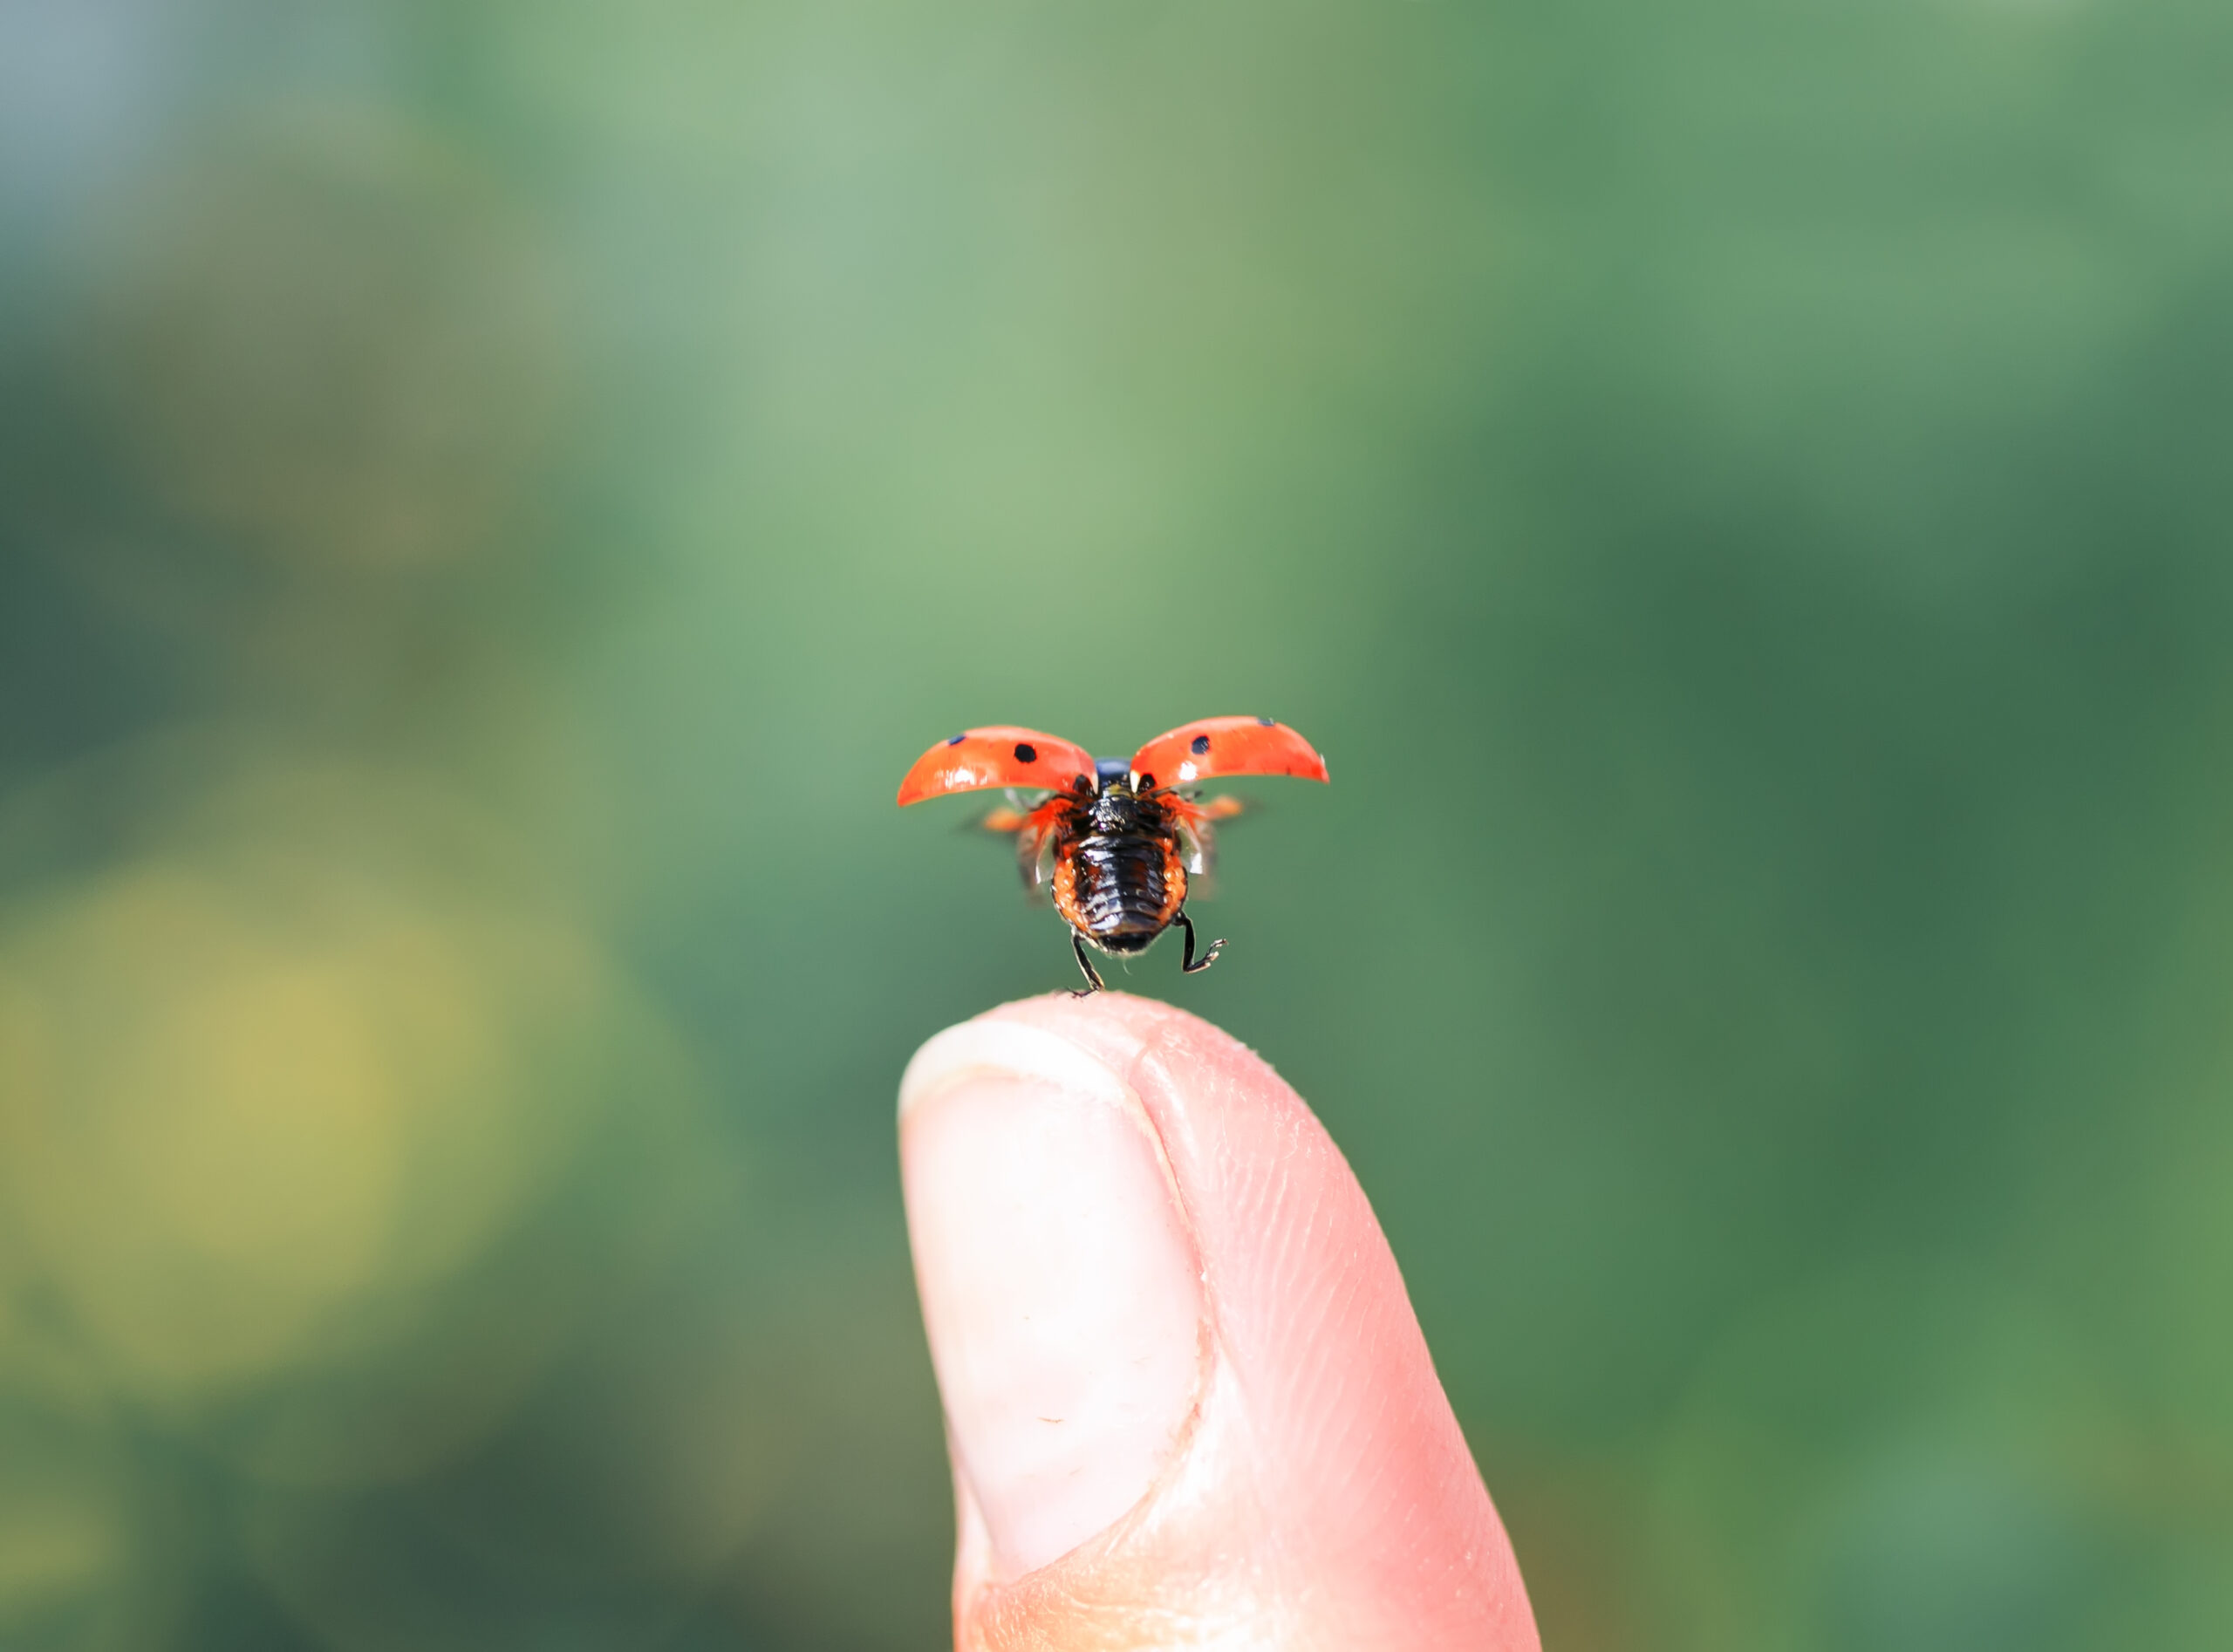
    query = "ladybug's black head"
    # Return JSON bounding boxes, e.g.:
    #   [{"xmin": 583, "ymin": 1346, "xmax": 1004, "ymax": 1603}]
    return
[{"xmin": 1084, "ymin": 758, "xmax": 1150, "ymax": 834}]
